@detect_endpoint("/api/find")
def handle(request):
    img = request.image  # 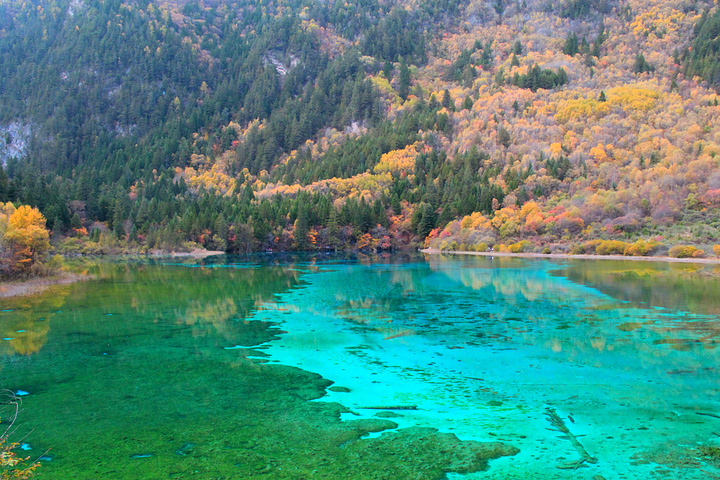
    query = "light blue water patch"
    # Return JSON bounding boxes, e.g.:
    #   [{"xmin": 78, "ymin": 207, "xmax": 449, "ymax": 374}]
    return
[{"xmin": 246, "ymin": 257, "xmax": 720, "ymax": 479}]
